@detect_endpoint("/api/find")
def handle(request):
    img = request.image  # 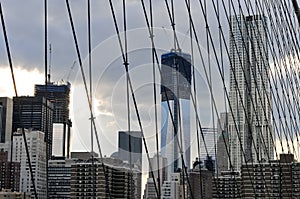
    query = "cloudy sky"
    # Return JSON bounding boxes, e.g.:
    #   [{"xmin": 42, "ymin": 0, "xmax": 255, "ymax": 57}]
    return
[
  {"xmin": 1, "ymin": 0, "xmax": 298, "ymax": 179},
  {"xmin": 0, "ymin": 0, "xmax": 231, "ymax": 162}
]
